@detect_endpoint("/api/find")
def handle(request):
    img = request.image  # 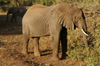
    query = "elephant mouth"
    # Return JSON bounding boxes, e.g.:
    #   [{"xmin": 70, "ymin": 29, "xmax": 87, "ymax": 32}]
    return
[{"xmin": 81, "ymin": 29, "xmax": 88, "ymax": 36}]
